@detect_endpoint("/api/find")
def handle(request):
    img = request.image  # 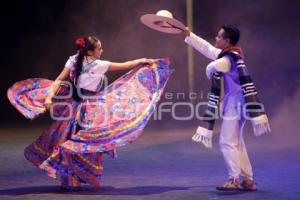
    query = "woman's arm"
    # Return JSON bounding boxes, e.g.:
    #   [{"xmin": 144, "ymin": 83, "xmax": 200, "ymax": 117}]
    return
[
  {"xmin": 108, "ymin": 58, "xmax": 152, "ymax": 71},
  {"xmin": 45, "ymin": 67, "xmax": 71, "ymax": 105}
]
